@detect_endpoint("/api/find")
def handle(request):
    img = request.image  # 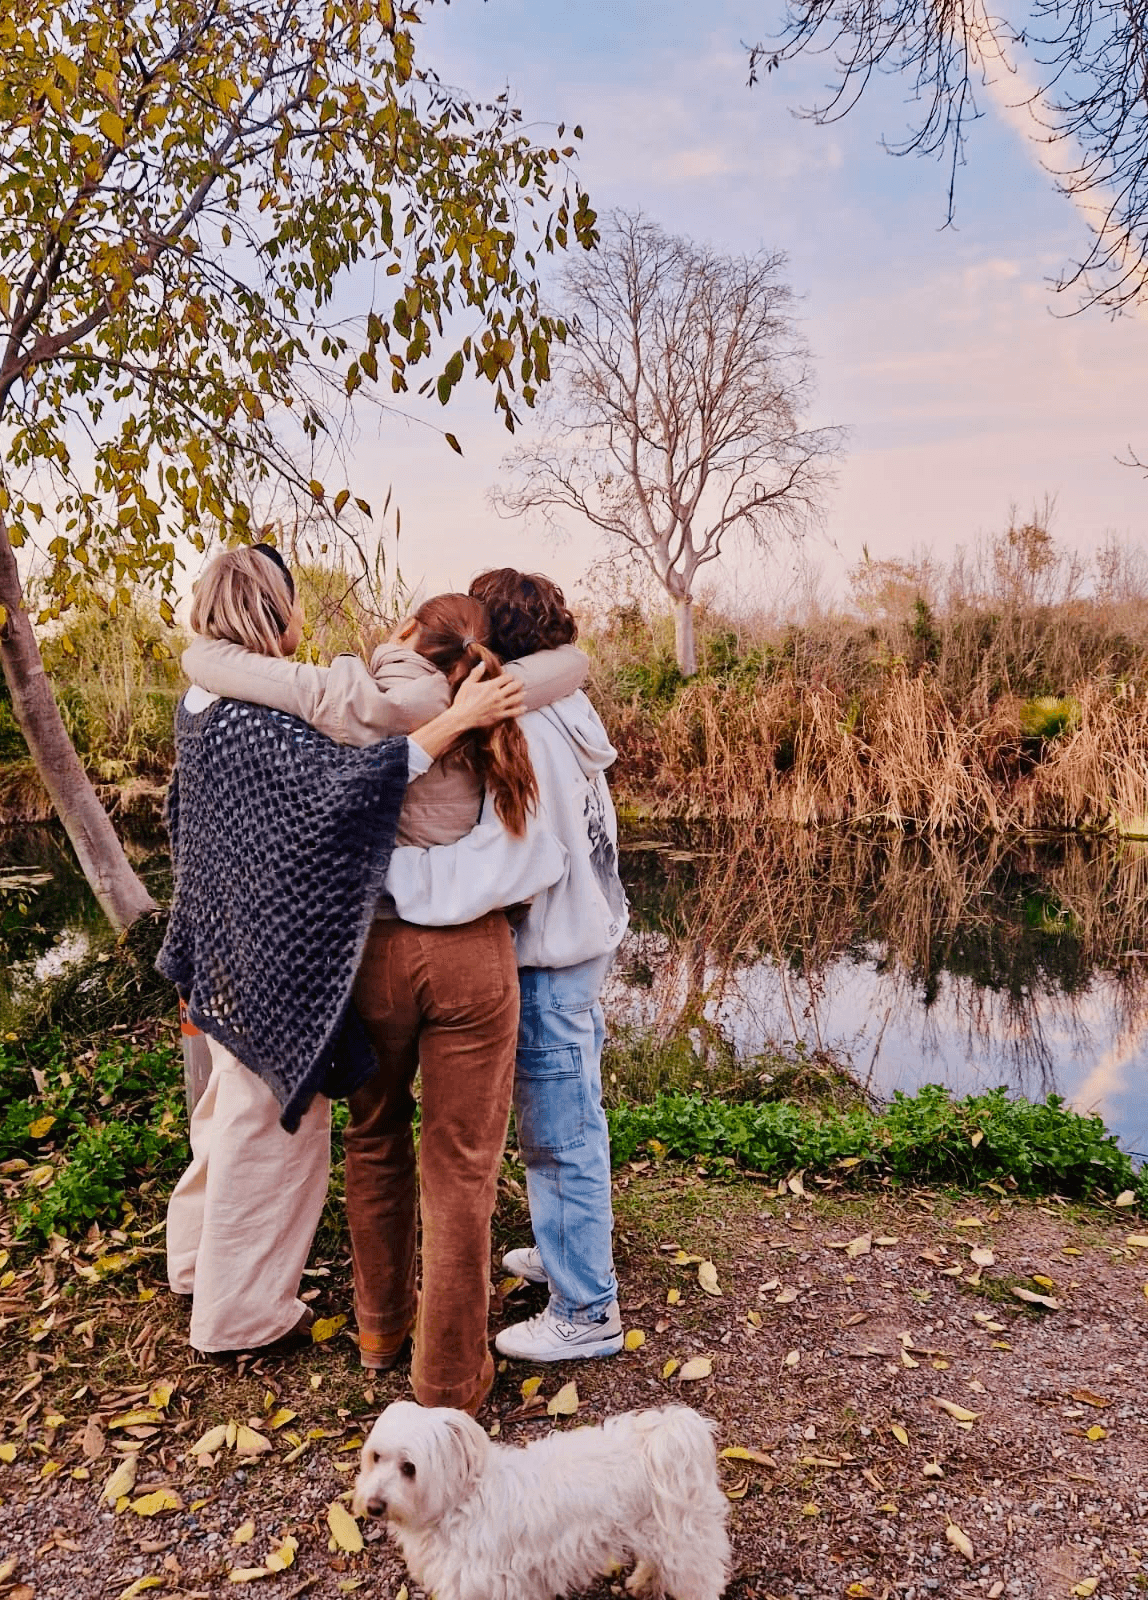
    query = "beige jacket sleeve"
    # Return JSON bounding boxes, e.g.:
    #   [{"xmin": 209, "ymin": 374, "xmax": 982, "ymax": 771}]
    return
[
  {"xmin": 180, "ymin": 639, "xmax": 449, "ymax": 746},
  {"xmin": 507, "ymin": 643, "xmax": 589, "ymax": 710}
]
